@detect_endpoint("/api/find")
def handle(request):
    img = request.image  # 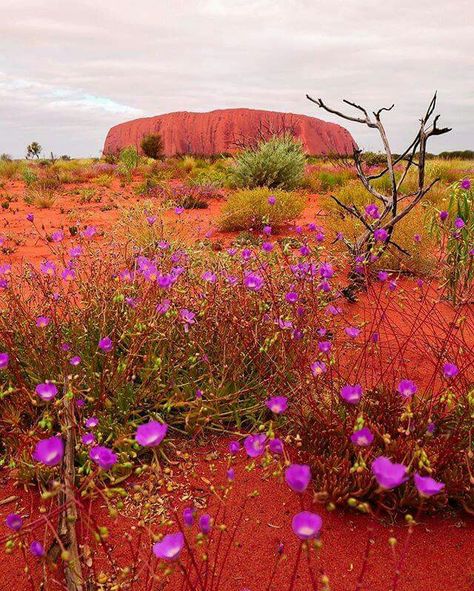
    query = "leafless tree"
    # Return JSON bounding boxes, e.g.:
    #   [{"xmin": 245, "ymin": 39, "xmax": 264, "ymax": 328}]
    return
[
  {"xmin": 227, "ymin": 113, "xmax": 299, "ymax": 151},
  {"xmin": 306, "ymin": 92, "xmax": 451, "ymax": 297}
]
